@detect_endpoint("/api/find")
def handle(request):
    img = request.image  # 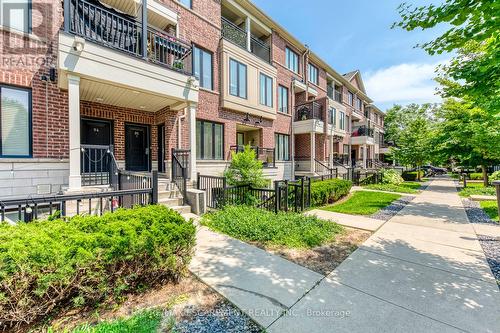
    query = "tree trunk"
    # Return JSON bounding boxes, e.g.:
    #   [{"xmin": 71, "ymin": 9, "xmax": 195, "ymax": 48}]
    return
[
  {"xmin": 417, "ymin": 165, "xmax": 421, "ymax": 181},
  {"xmin": 482, "ymin": 165, "xmax": 488, "ymax": 187}
]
